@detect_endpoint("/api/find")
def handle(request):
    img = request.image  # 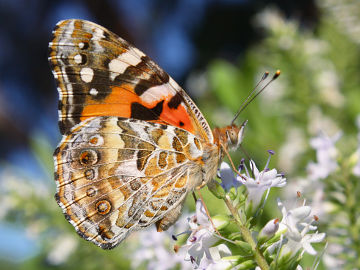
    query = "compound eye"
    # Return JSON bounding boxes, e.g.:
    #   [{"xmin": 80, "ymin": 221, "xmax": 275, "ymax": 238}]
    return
[{"xmin": 226, "ymin": 130, "xmax": 237, "ymax": 145}]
